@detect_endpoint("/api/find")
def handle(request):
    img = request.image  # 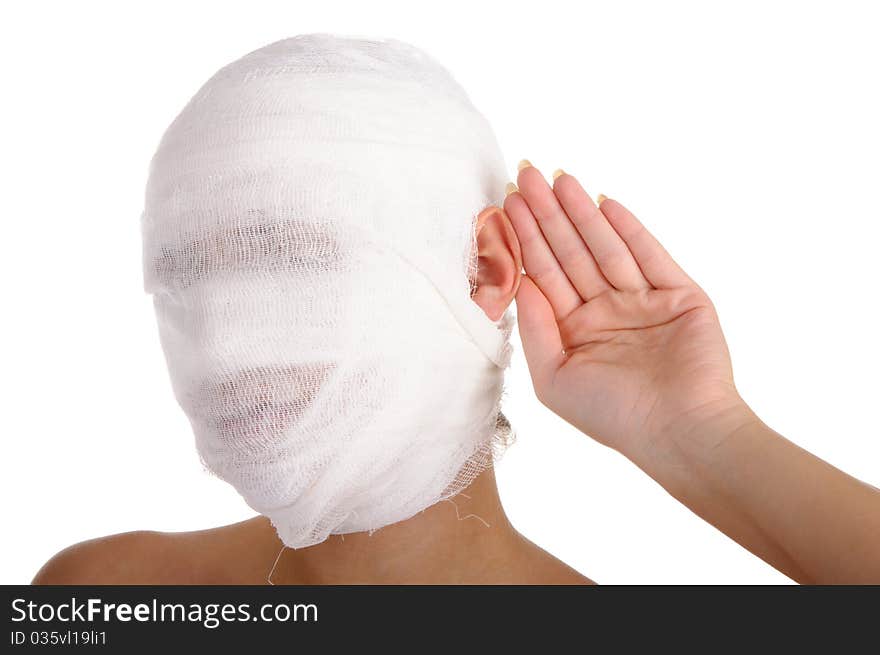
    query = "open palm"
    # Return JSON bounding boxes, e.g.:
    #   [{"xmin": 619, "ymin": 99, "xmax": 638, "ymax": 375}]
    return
[{"xmin": 504, "ymin": 165, "xmax": 740, "ymax": 457}]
